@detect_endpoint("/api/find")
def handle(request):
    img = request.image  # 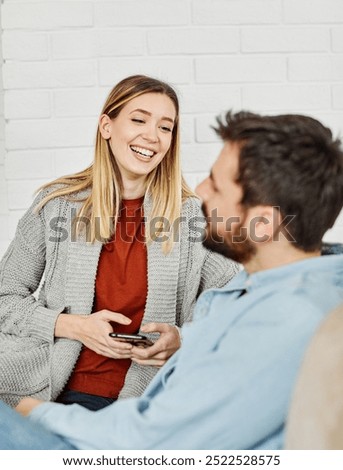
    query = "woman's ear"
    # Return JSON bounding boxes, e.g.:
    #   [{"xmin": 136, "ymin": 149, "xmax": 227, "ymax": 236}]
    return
[{"xmin": 99, "ymin": 114, "xmax": 112, "ymax": 140}]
